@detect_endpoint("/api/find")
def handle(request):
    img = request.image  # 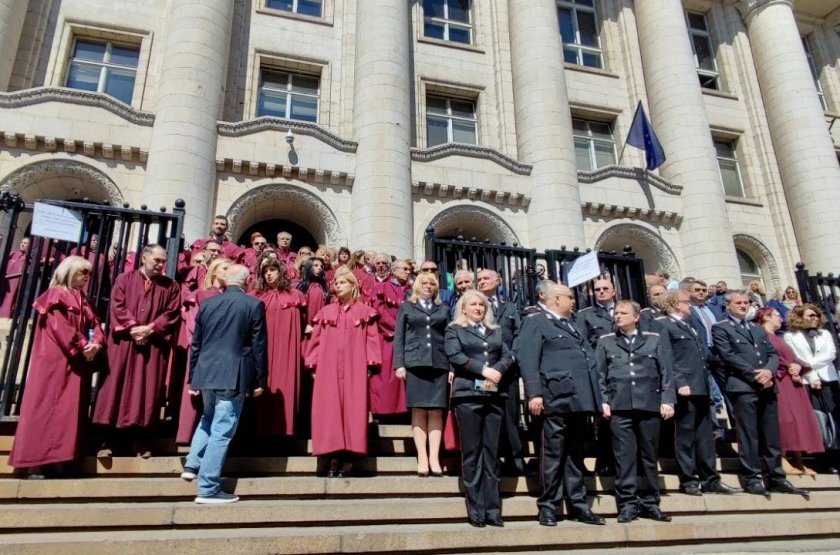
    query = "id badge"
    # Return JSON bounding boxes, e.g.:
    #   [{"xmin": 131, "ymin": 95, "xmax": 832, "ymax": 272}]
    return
[{"xmin": 475, "ymin": 379, "xmax": 498, "ymax": 392}]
